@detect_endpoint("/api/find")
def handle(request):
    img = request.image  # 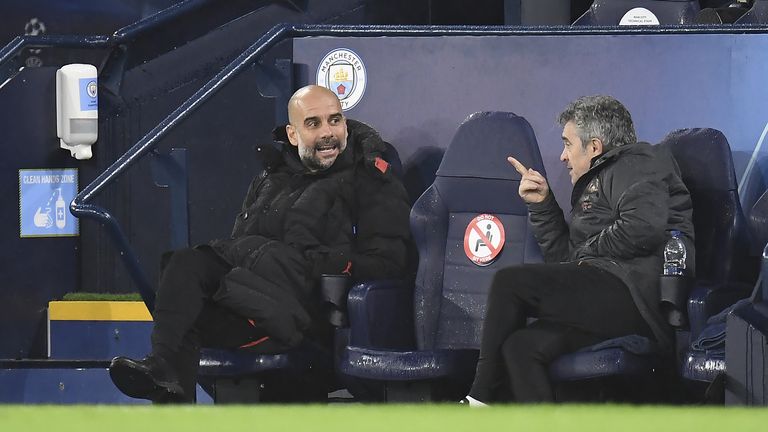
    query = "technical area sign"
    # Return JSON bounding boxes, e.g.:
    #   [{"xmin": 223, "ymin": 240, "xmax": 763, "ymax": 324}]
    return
[{"xmin": 19, "ymin": 168, "xmax": 79, "ymax": 238}]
